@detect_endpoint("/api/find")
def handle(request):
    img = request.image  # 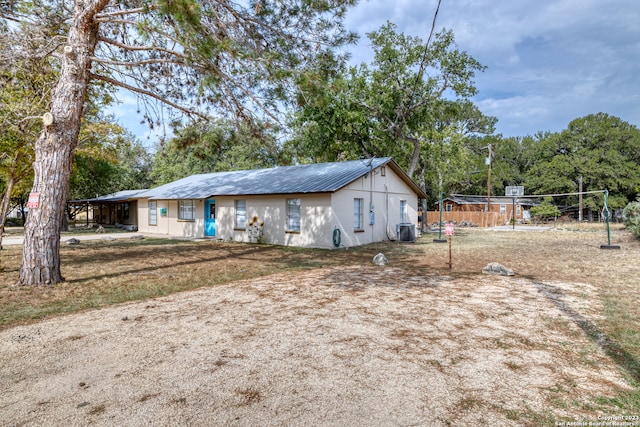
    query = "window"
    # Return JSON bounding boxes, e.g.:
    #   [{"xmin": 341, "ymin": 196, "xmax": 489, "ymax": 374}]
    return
[
  {"xmin": 500, "ymin": 205, "xmax": 507, "ymax": 214},
  {"xmin": 445, "ymin": 204, "xmax": 453, "ymax": 212},
  {"xmin": 235, "ymin": 200, "xmax": 246, "ymax": 229},
  {"xmin": 149, "ymin": 201, "xmax": 157, "ymax": 226},
  {"xmin": 179, "ymin": 200, "xmax": 195, "ymax": 221},
  {"xmin": 516, "ymin": 205, "xmax": 521, "ymax": 216},
  {"xmin": 286, "ymin": 198, "xmax": 301, "ymax": 232},
  {"xmin": 117, "ymin": 203, "xmax": 129, "ymax": 220},
  {"xmin": 400, "ymin": 200, "xmax": 408, "ymax": 223},
  {"xmin": 354, "ymin": 198, "xmax": 364, "ymax": 230}
]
